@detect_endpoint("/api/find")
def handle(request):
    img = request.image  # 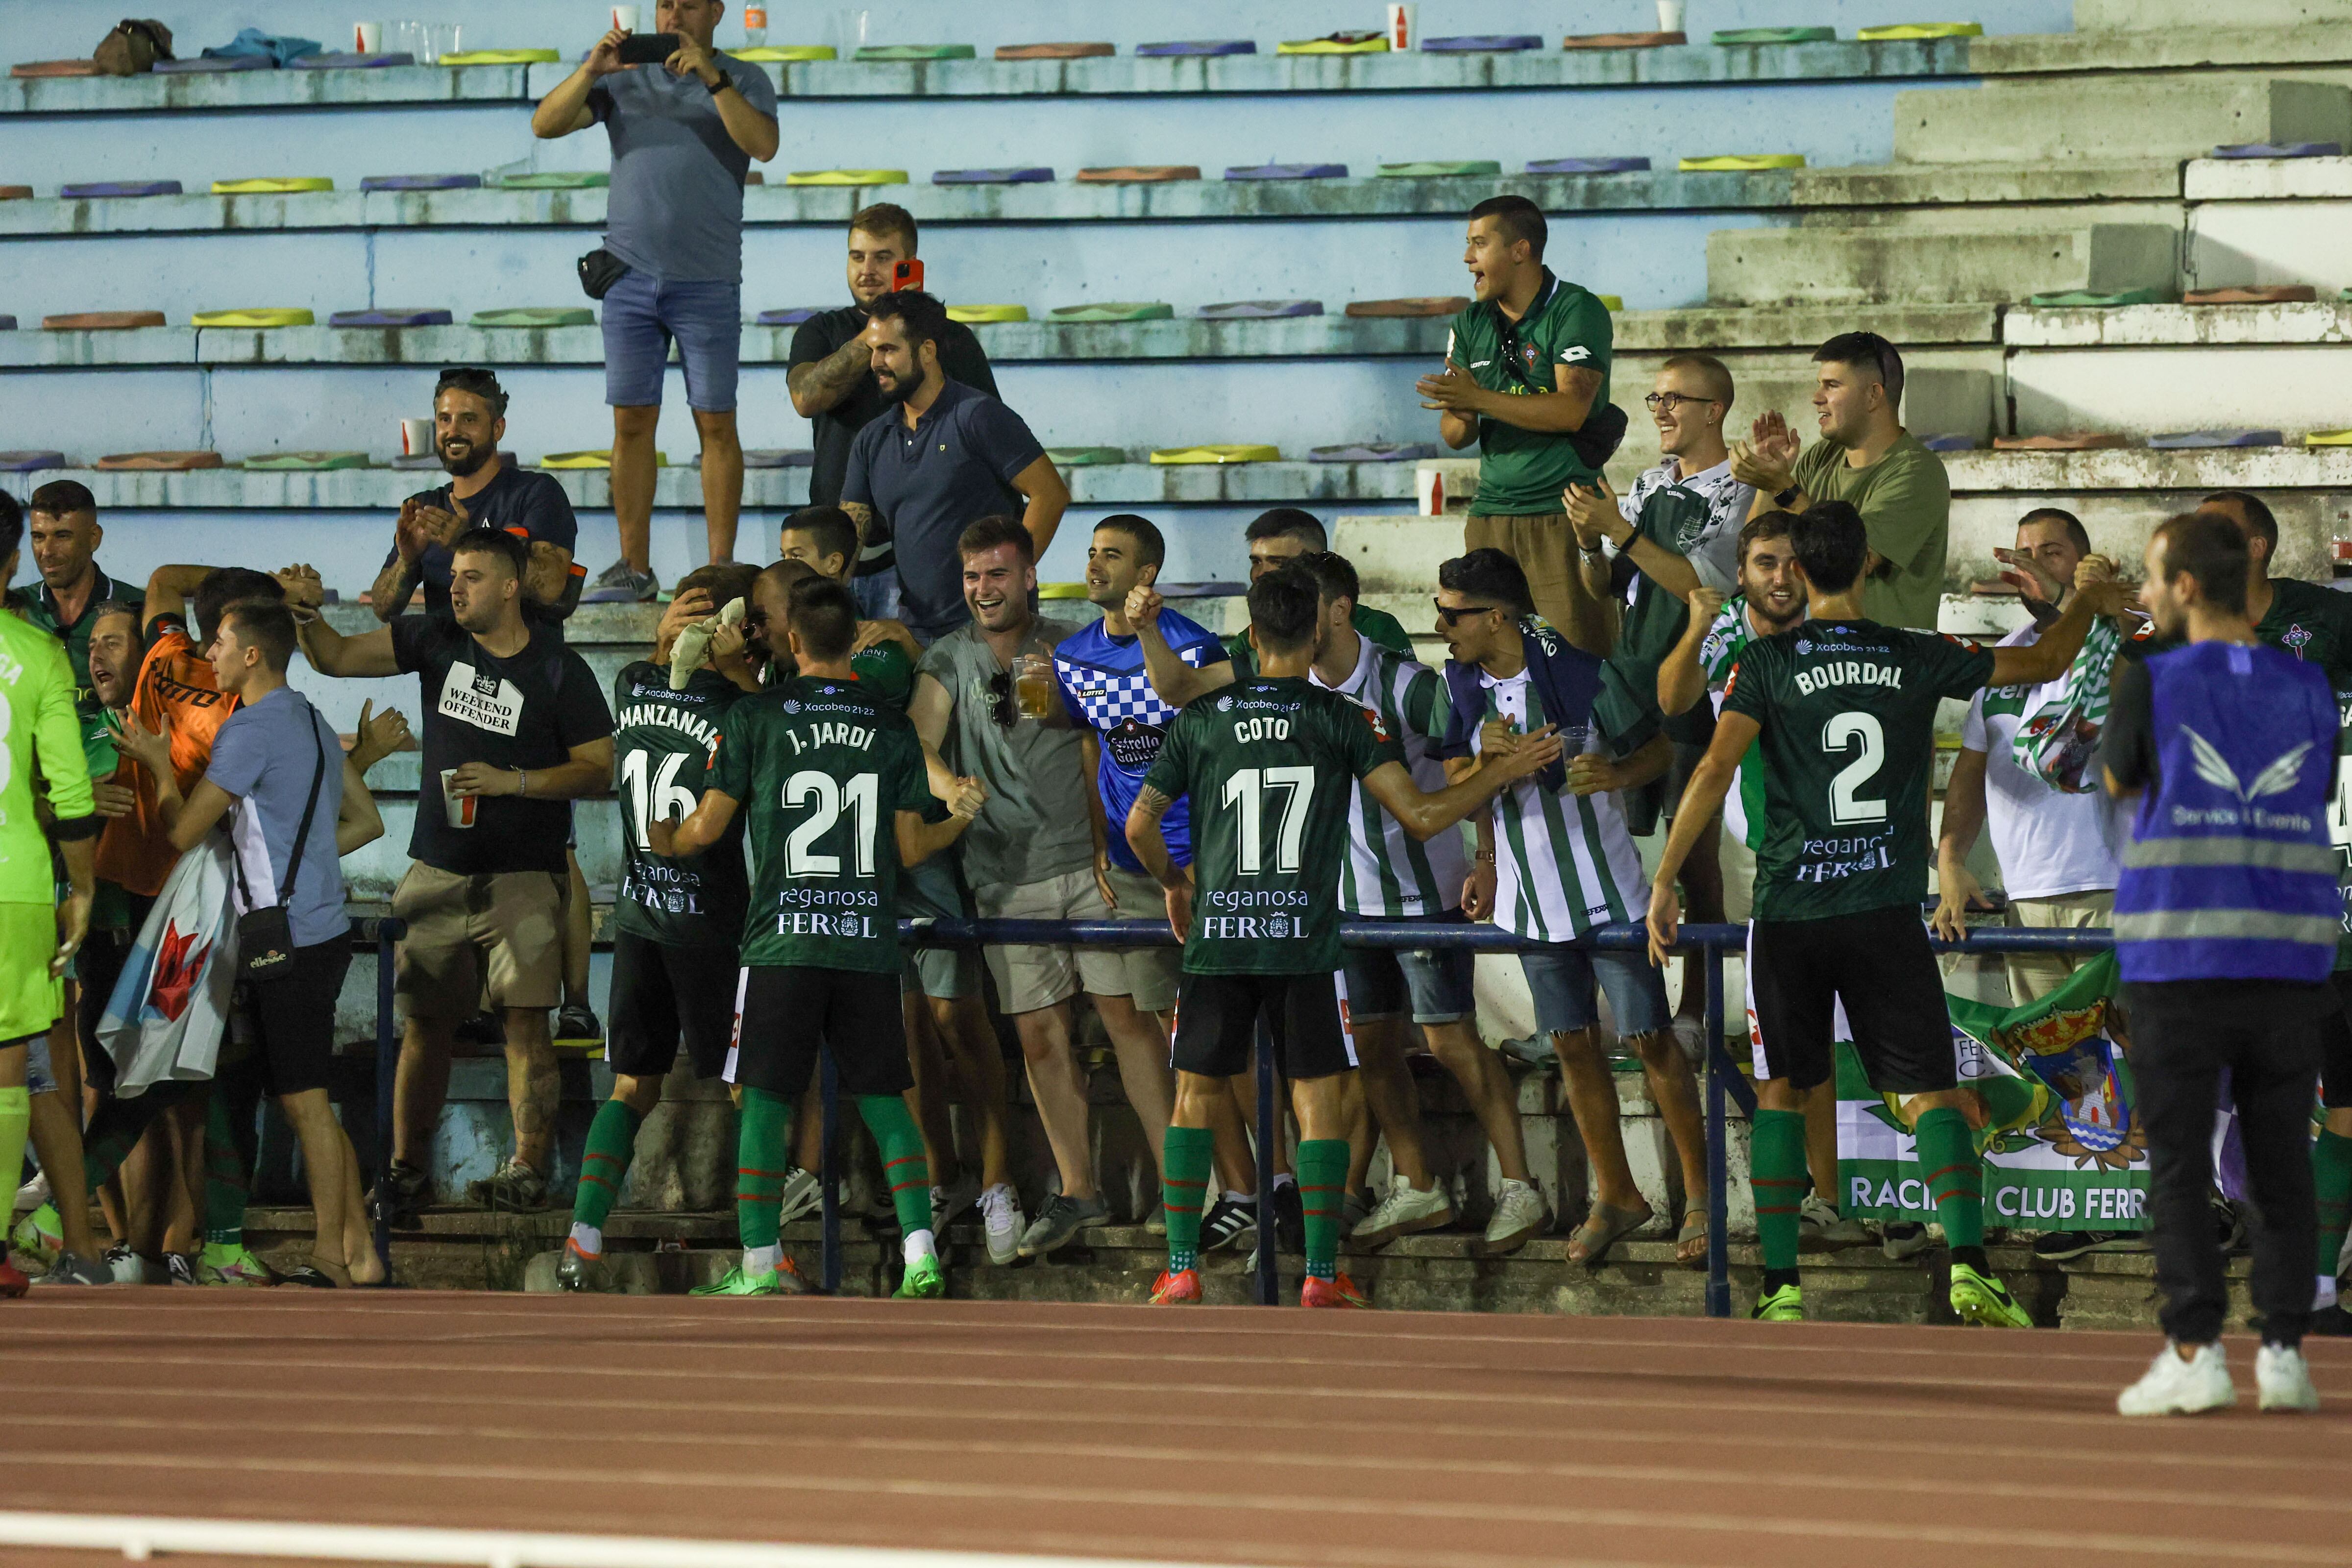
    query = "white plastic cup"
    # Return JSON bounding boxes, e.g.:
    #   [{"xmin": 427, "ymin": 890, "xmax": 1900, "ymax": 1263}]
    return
[
  {"xmin": 1416, "ymin": 465, "xmax": 1445, "ymax": 516},
  {"xmin": 354, "ymin": 21, "xmax": 383, "ymax": 51},
  {"xmin": 1385, "ymin": 3, "xmax": 1415, "ymax": 49},
  {"xmin": 611, "ymin": 4, "xmax": 640, "ymax": 31},
  {"xmin": 441, "ymin": 768, "xmax": 478, "ymax": 828},
  {"xmin": 1657, "ymin": 0, "xmax": 1687, "ymax": 33},
  {"xmin": 400, "ymin": 416, "xmax": 433, "ymax": 457}
]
